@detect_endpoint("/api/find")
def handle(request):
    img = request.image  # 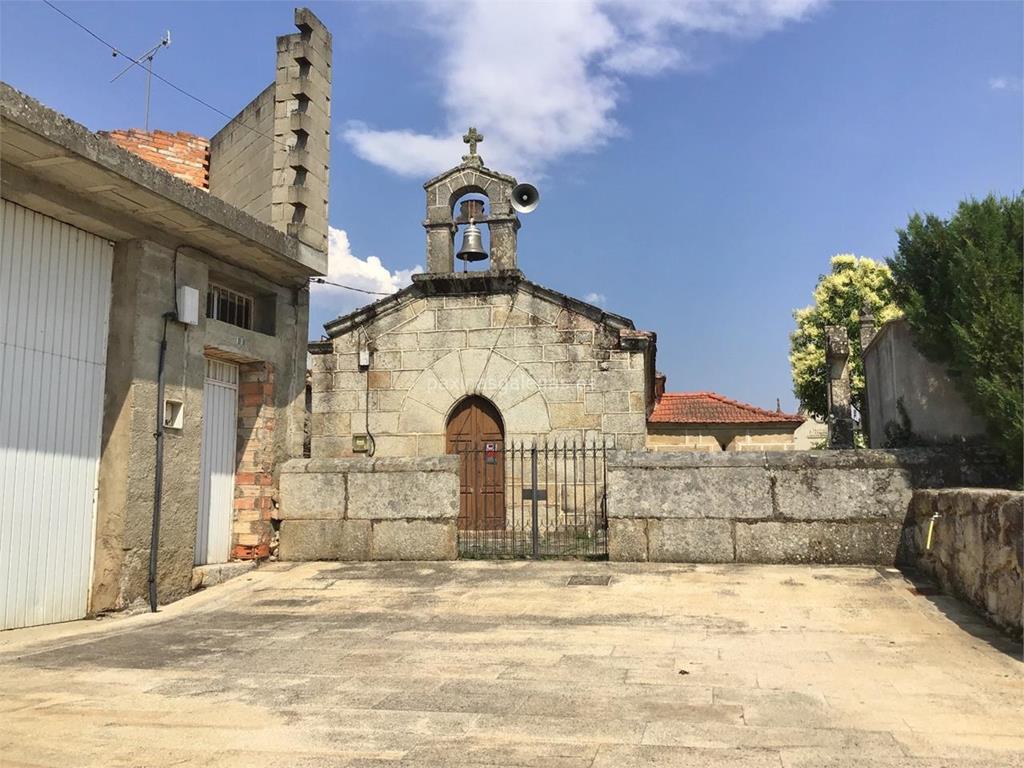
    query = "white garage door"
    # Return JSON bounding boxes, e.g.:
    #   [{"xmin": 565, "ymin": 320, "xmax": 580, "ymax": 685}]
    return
[
  {"xmin": 196, "ymin": 358, "xmax": 238, "ymax": 566},
  {"xmin": 0, "ymin": 199, "xmax": 113, "ymax": 630}
]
